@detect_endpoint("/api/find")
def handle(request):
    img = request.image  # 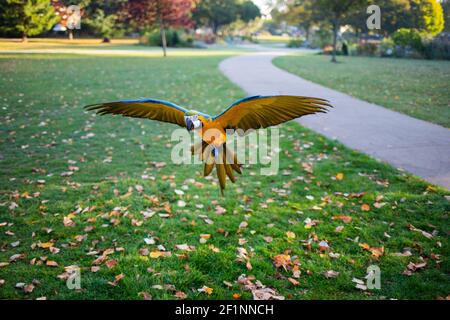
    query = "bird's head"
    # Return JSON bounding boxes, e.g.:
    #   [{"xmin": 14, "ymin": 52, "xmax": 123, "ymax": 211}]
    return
[{"xmin": 184, "ymin": 110, "xmax": 203, "ymax": 132}]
